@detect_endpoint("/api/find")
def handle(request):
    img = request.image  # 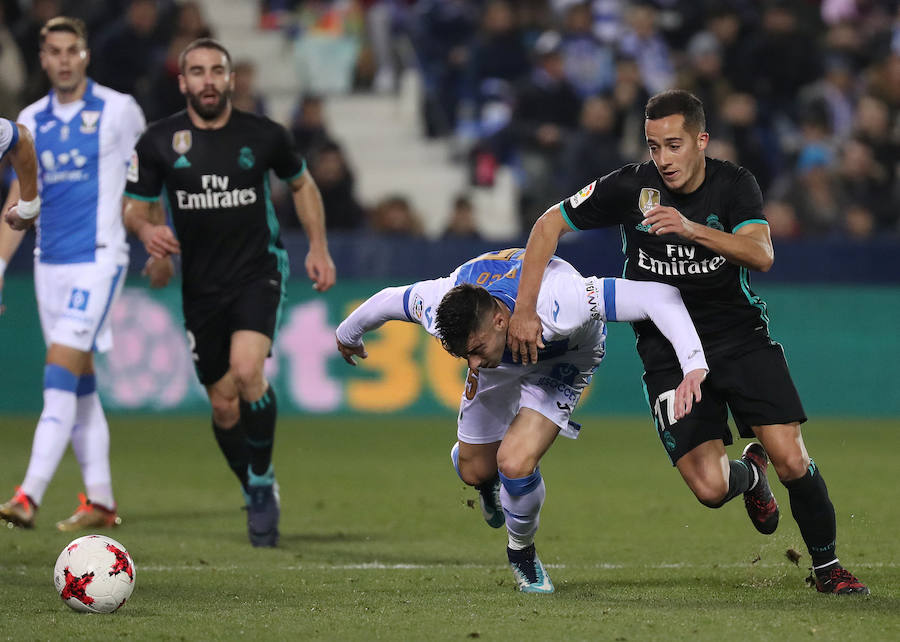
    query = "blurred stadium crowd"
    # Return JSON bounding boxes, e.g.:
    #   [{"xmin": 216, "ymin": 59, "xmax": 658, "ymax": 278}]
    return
[{"xmin": 1, "ymin": 0, "xmax": 899, "ymax": 241}]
